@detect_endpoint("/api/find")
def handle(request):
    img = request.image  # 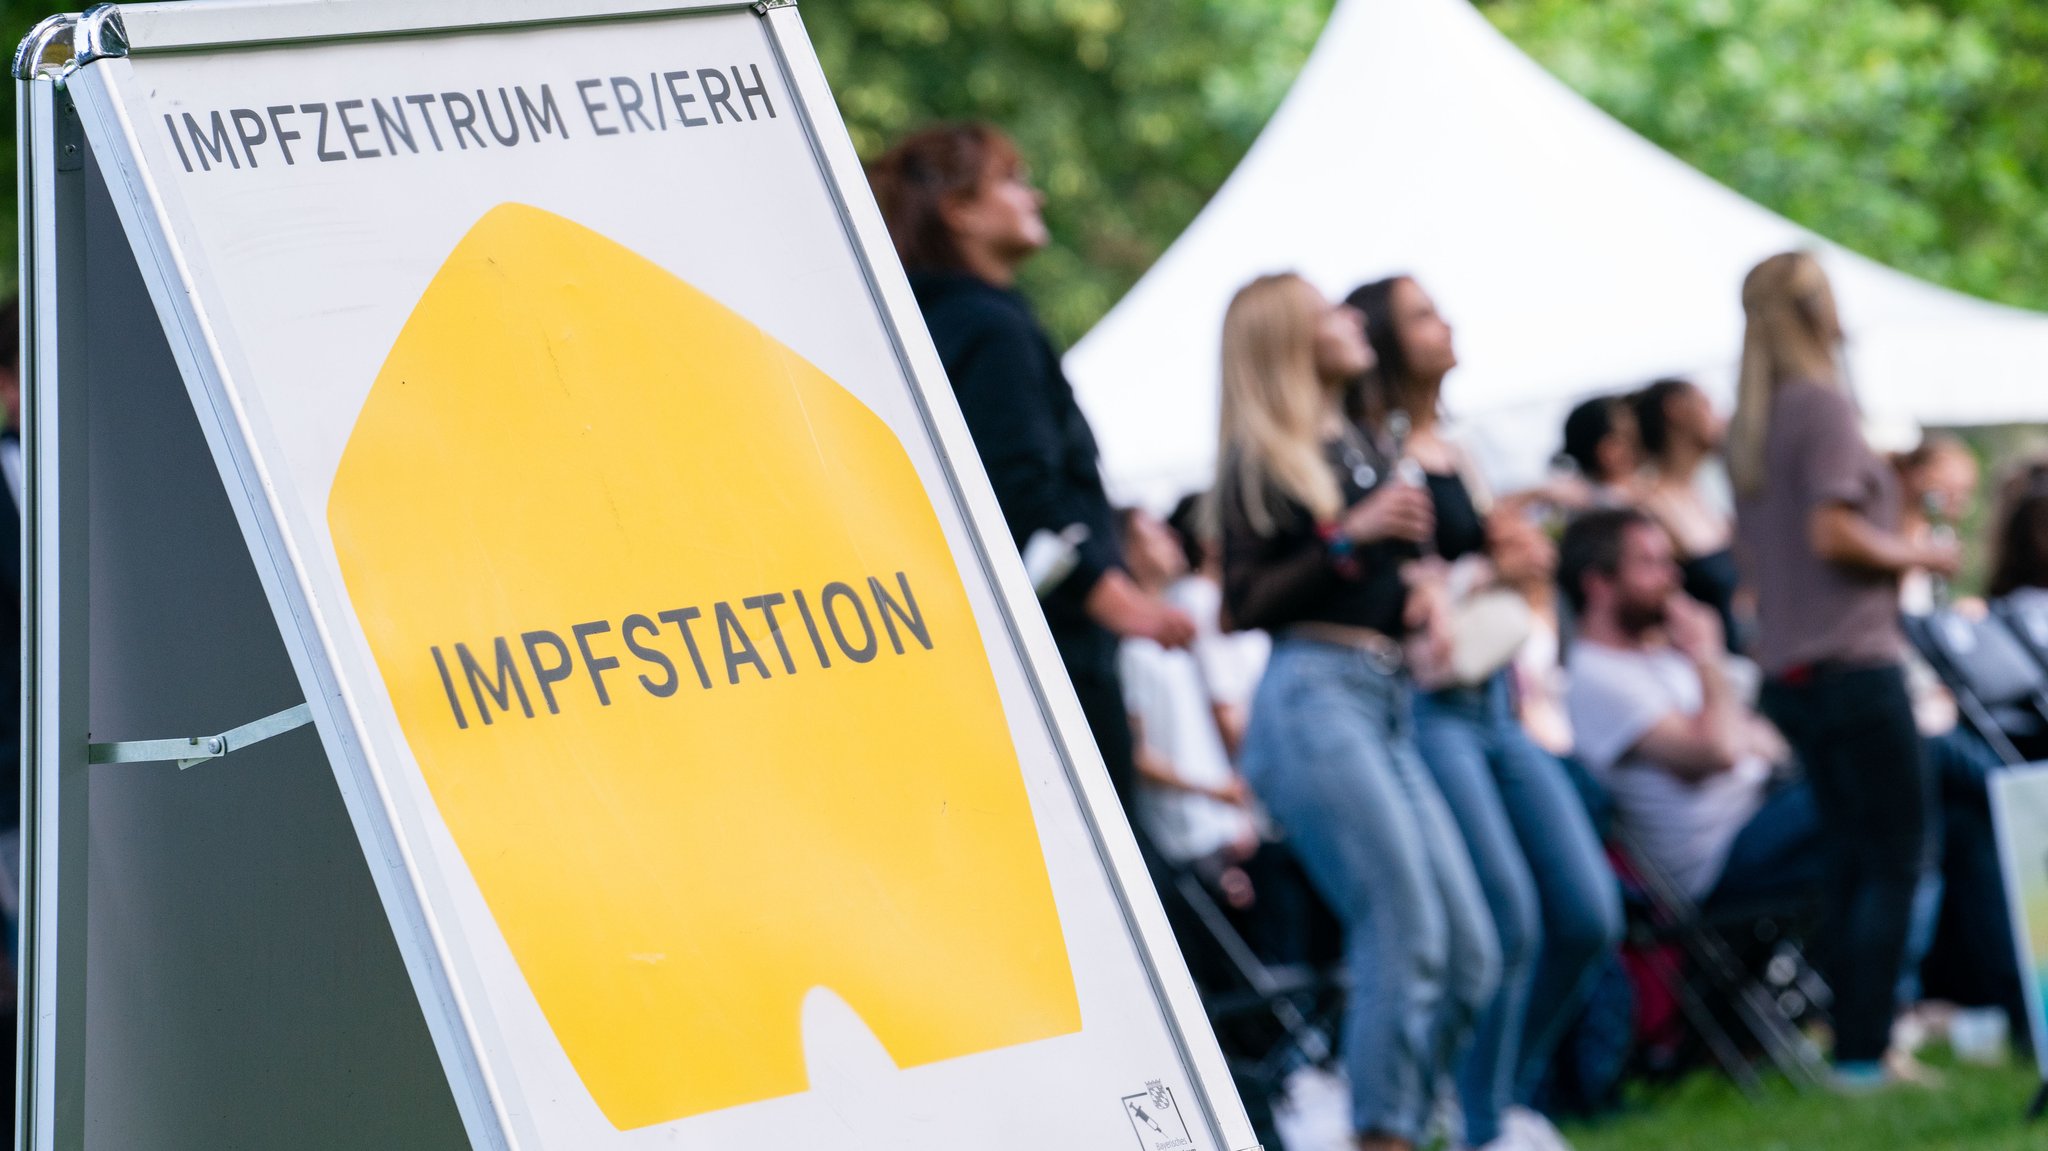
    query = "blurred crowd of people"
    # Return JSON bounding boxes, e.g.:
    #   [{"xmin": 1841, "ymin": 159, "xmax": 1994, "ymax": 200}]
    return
[{"xmin": 870, "ymin": 122, "xmax": 2048, "ymax": 1151}]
